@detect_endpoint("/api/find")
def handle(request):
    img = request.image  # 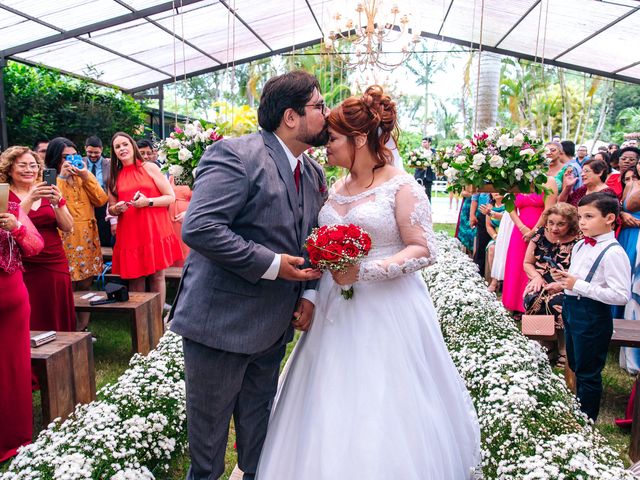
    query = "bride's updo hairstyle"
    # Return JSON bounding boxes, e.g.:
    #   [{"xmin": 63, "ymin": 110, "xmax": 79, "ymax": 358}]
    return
[{"xmin": 328, "ymin": 85, "xmax": 399, "ymax": 172}]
